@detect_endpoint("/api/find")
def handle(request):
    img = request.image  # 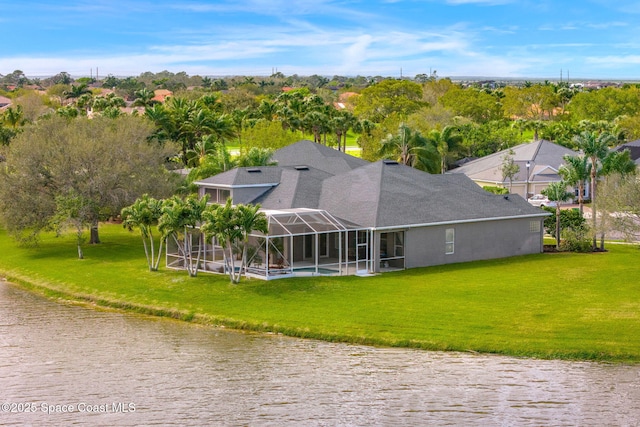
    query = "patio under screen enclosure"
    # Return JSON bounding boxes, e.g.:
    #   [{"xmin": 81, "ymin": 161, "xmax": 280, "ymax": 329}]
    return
[{"xmin": 165, "ymin": 208, "xmax": 404, "ymax": 280}]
